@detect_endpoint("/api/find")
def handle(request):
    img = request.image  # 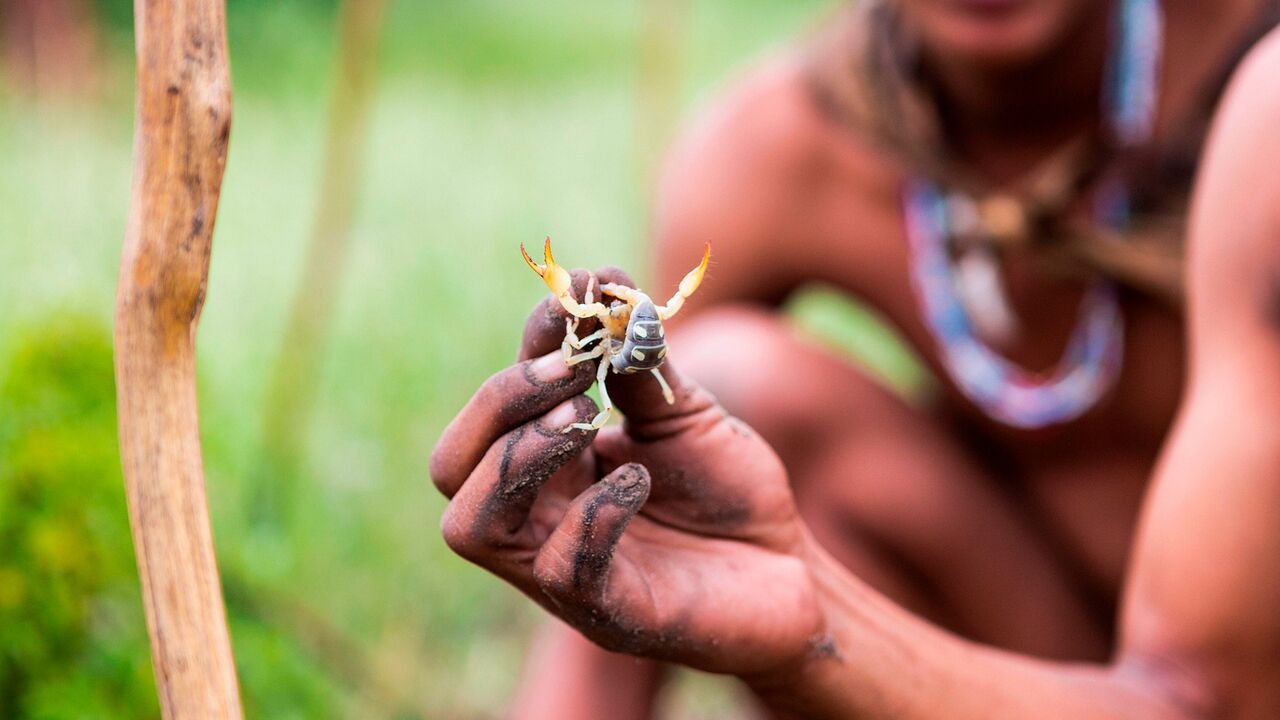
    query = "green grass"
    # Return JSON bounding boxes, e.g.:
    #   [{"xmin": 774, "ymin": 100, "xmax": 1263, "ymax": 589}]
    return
[{"xmin": 0, "ymin": 0, "xmax": 881, "ymax": 716}]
